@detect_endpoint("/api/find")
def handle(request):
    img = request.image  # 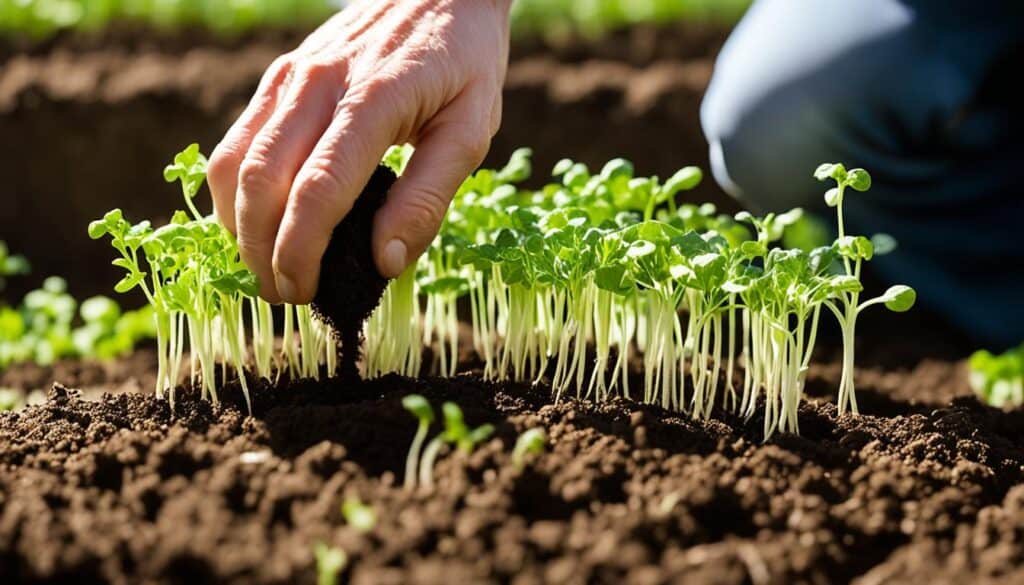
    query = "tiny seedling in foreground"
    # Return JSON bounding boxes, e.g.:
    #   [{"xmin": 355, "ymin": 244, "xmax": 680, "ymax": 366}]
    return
[
  {"xmin": 403, "ymin": 395, "xmax": 494, "ymax": 490},
  {"xmin": 341, "ymin": 497, "xmax": 376, "ymax": 534},
  {"xmin": 512, "ymin": 428, "xmax": 546, "ymax": 469},
  {"xmin": 314, "ymin": 542, "xmax": 347, "ymax": 585}
]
